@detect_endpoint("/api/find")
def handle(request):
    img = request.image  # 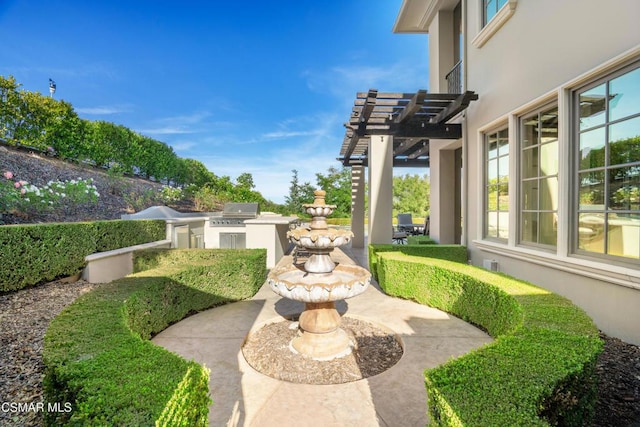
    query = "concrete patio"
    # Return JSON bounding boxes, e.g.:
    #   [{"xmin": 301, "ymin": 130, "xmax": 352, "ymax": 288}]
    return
[{"xmin": 152, "ymin": 244, "xmax": 492, "ymax": 426}]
